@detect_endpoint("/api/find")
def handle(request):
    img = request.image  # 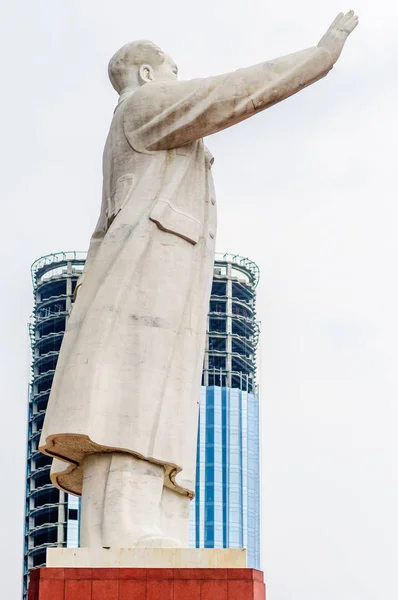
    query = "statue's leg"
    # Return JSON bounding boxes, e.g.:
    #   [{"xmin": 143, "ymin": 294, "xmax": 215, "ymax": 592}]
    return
[
  {"xmin": 79, "ymin": 453, "xmax": 111, "ymax": 547},
  {"xmin": 81, "ymin": 453, "xmax": 165, "ymax": 547},
  {"xmin": 160, "ymin": 486, "xmax": 191, "ymax": 548},
  {"xmin": 80, "ymin": 452, "xmax": 186, "ymax": 548}
]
